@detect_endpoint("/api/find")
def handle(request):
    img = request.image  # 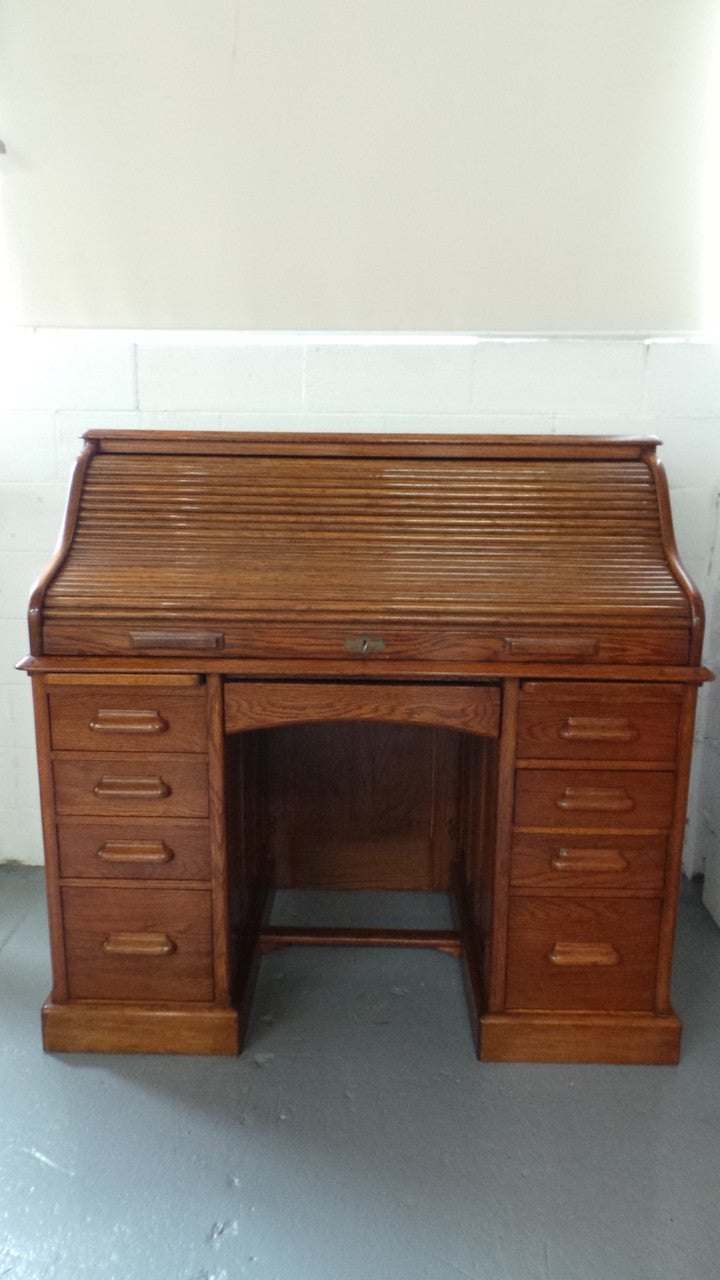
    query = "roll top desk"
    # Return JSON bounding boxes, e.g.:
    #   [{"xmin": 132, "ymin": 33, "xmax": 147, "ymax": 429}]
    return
[{"xmin": 21, "ymin": 431, "xmax": 710, "ymax": 1063}]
